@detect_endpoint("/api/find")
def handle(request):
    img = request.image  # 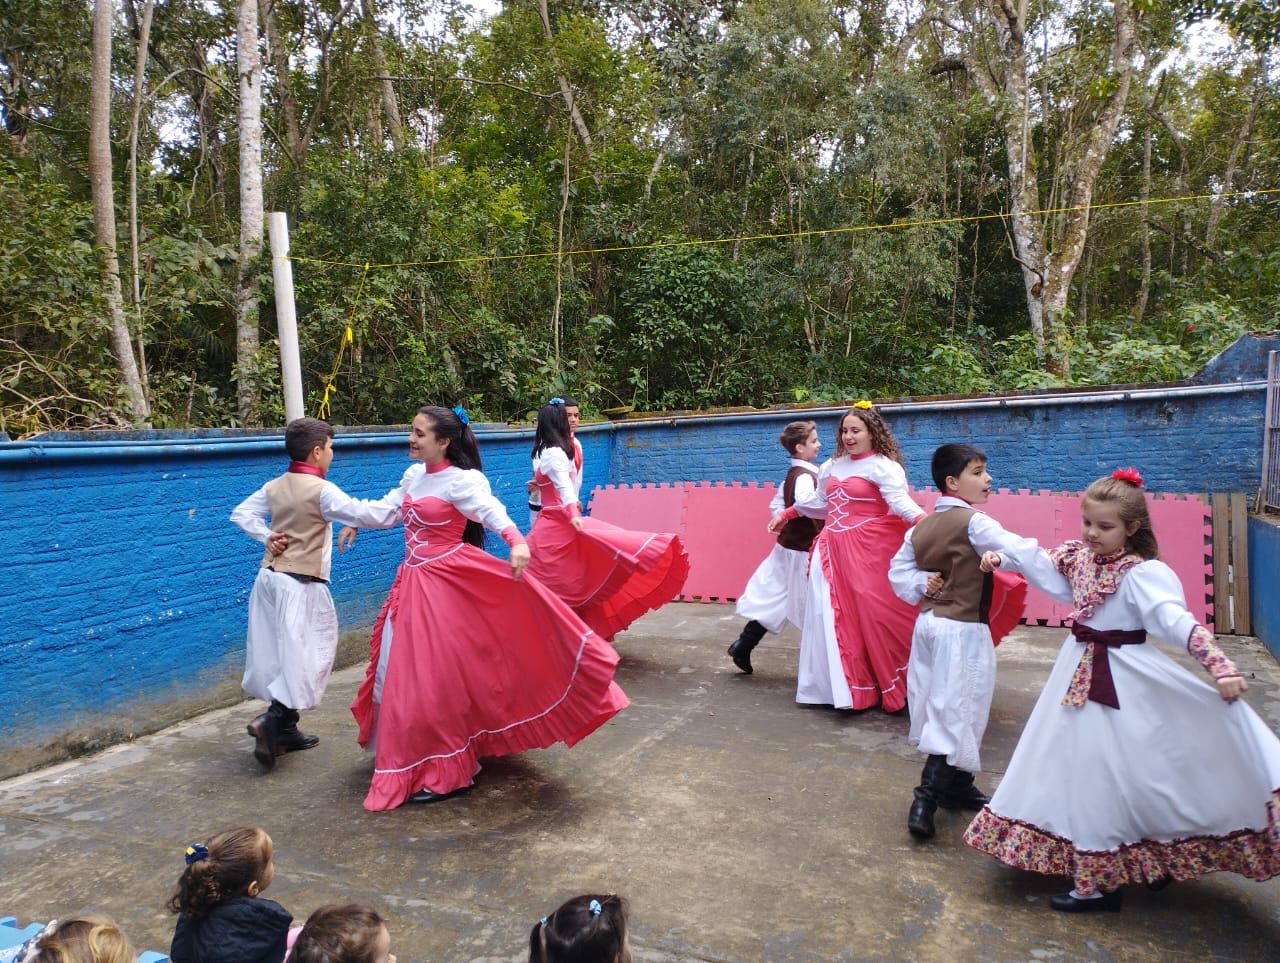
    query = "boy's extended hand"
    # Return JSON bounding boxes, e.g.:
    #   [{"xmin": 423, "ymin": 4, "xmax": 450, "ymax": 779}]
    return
[
  {"xmin": 338, "ymin": 526, "xmax": 358, "ymax": 553},
  {"xmin": 979, "ymin": 551, "xmax": 1002, "ymax": 572}
]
